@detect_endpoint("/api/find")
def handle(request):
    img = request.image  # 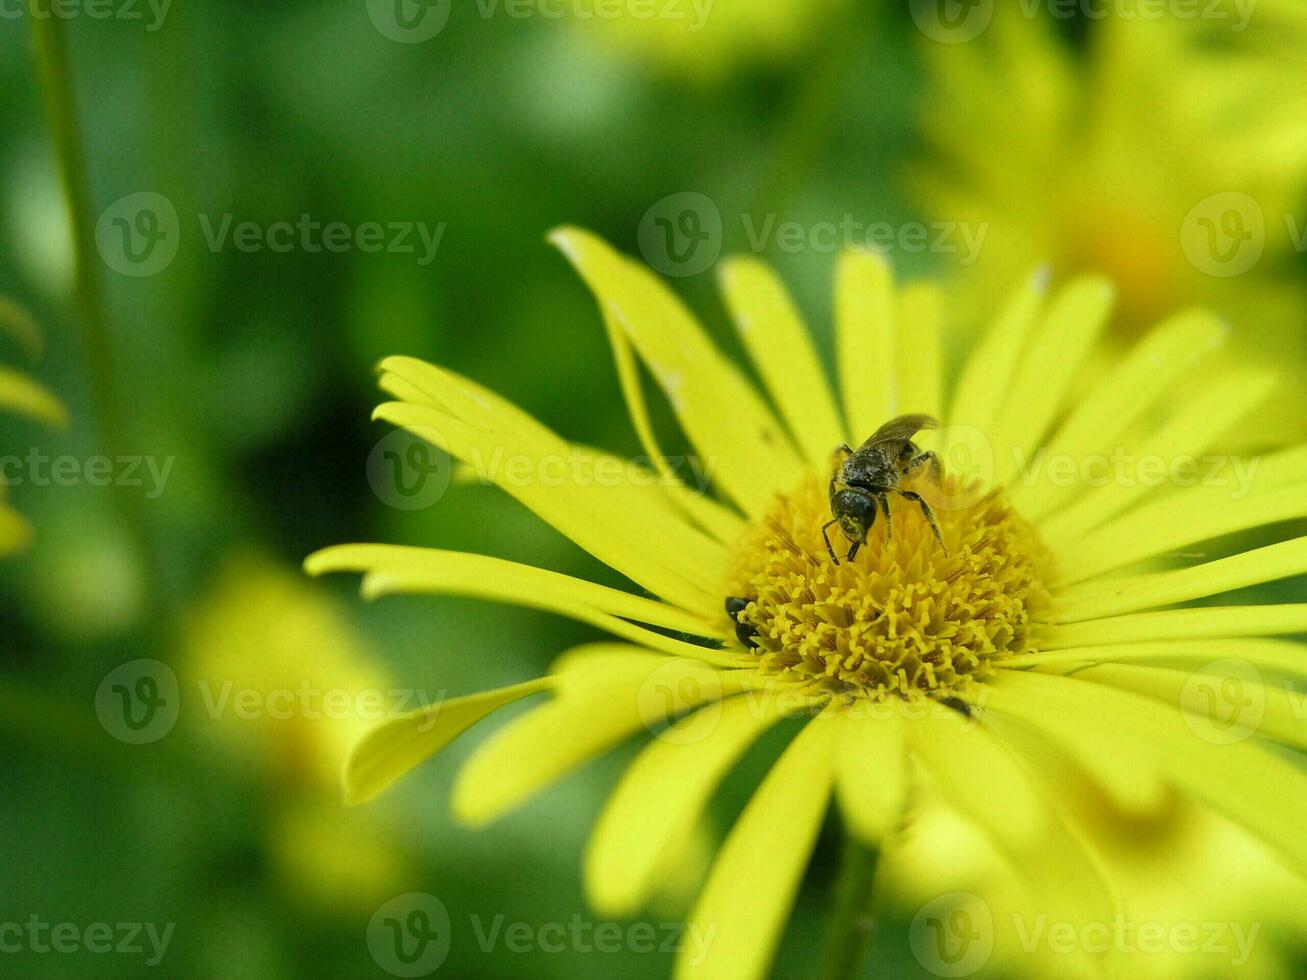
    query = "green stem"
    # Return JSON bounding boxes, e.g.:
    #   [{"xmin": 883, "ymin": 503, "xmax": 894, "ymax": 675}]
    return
[
  {"xmin": 821, "ymin": 835, "xmax": 880, "ymax": 980},
  {"xmin": 29, "ymin": 6, "xmax": 167, "ymax": 624}
]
